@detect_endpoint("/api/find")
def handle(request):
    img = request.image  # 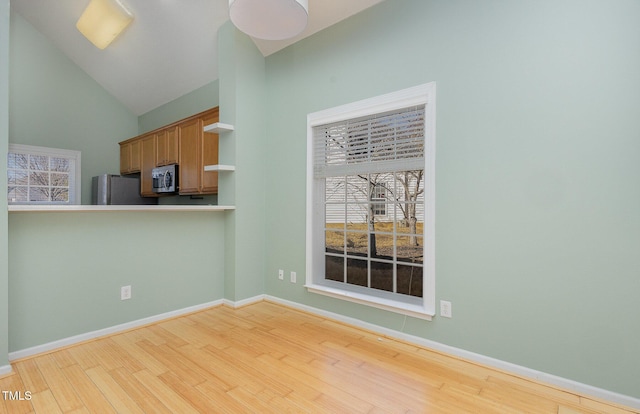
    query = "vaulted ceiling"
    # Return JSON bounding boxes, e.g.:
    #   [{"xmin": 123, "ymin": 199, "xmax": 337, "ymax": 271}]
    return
[{"xmin": 12, "ymin": 0, "xmax": 386, "ymax": 115}]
